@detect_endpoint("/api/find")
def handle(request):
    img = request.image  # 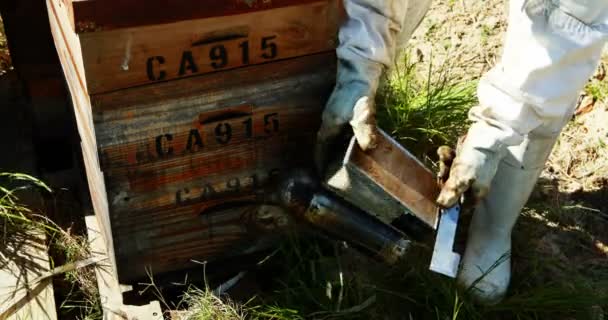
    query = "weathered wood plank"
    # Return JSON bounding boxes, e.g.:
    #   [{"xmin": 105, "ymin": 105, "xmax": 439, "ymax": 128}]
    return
[
  {"xmin": 92, "ymin": 58, "xmax": 333, "ymax": 280},
  {"xmin": 113, "ymin": 203, "xmax": 291, "ymax": 281},
  {"xmin": 70, "ymin": 0, "xmax": 331, "ymax": 33},
  {"xmin": 79, "ymin": 0, "xmax": 340, "ymax": 93},
  {"xmin": 104, "ymin": 139, "xmax": 313, "ymax": 211},
  {"xmin": 48, "ymin": 0, "xmax": 338, "ymax": 282},
  {"xmin": 47, "ymin": 0, "xmax": 117, "ymax": 275},
  {"xmin": 97, "ymin": 106, "xmax": 317, "ymax": 170},
  {"xmin": 92, "ymin": 54, "xmax": 333, "ymax": 172},
  {"xmin": 94, "ymin": 54, "xmax": 333, "ymax": 214},
  {"xmin": 108, "ymin": 150, "xmax": 306, "ymax": 281},
  {"xmin": 0, "ymin": 232, "xmax": 57, "ymax": 320},
  {"xmin": 90, "ymin": 52, "xmax": 335, "ymax": 116},
  {"xmin": 85, "ymin": 215, "xmax": 163, "ymax": 320},
  {"xmin": 105, "ymin": 138, "xmax": 287, "ymax": 192}
]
